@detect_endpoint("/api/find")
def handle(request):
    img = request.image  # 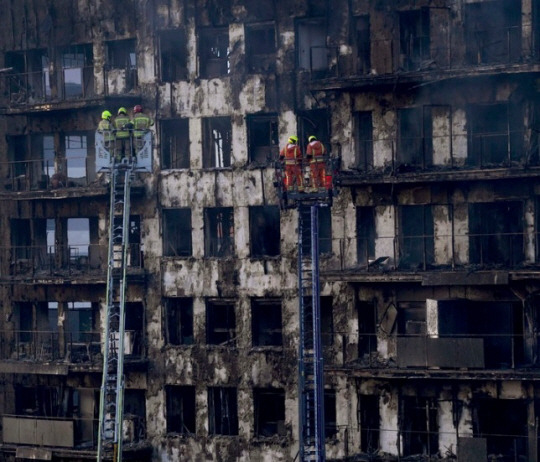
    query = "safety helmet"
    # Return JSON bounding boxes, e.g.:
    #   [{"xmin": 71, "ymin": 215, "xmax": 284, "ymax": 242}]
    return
[
  {"xmin": 118, "ymin": 107, "xmax": 127, "ymax": 115},
  {"xmin": 102, "ymin": 110, "xmax": 112, "ymax": 120},
  {"xmin": 133, "ymin": 104, "xmax": 142, "ymax": 114},
  {"xmin": 288, "ymin": 135, "xmax": 298, "ymax": 144},
  {"xmin": 308, "ymin": 135, "xmax": 317, "ymax": 142}
]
